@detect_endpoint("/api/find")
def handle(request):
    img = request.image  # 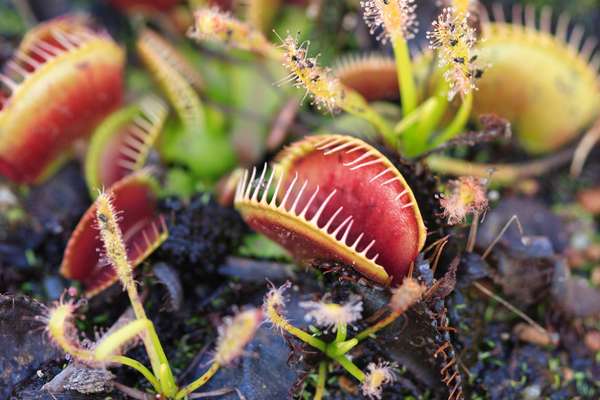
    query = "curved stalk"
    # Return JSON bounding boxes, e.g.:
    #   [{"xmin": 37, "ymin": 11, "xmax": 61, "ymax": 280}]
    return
[
  {"xmin": 265, "ymin": 299, "xmax": 327, "ymax": 352},
  {"xmin": 354, "ymin": 310, "xmax": 401, "ymax": 342},
  {"xmin": 175, "ymin": 362, "xmax": 220, "ymax": 399},
  {"xmin": 335, "ymin": 355, "xmax": 365, "ymax": 382},
  {"xmin": 335, "ymin": 323, "xmax": 347, "ymax": 342},
  {"xmin": 426, "ymin": 147, "xmax": 574, "ymax": 186},
  {"xmin": 432, "ymin": 91, "xmax": 473, "ymax": 147},
  {"xmin": 110, "ymin": 355, "xmax": 161, "ymax": 393}
]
